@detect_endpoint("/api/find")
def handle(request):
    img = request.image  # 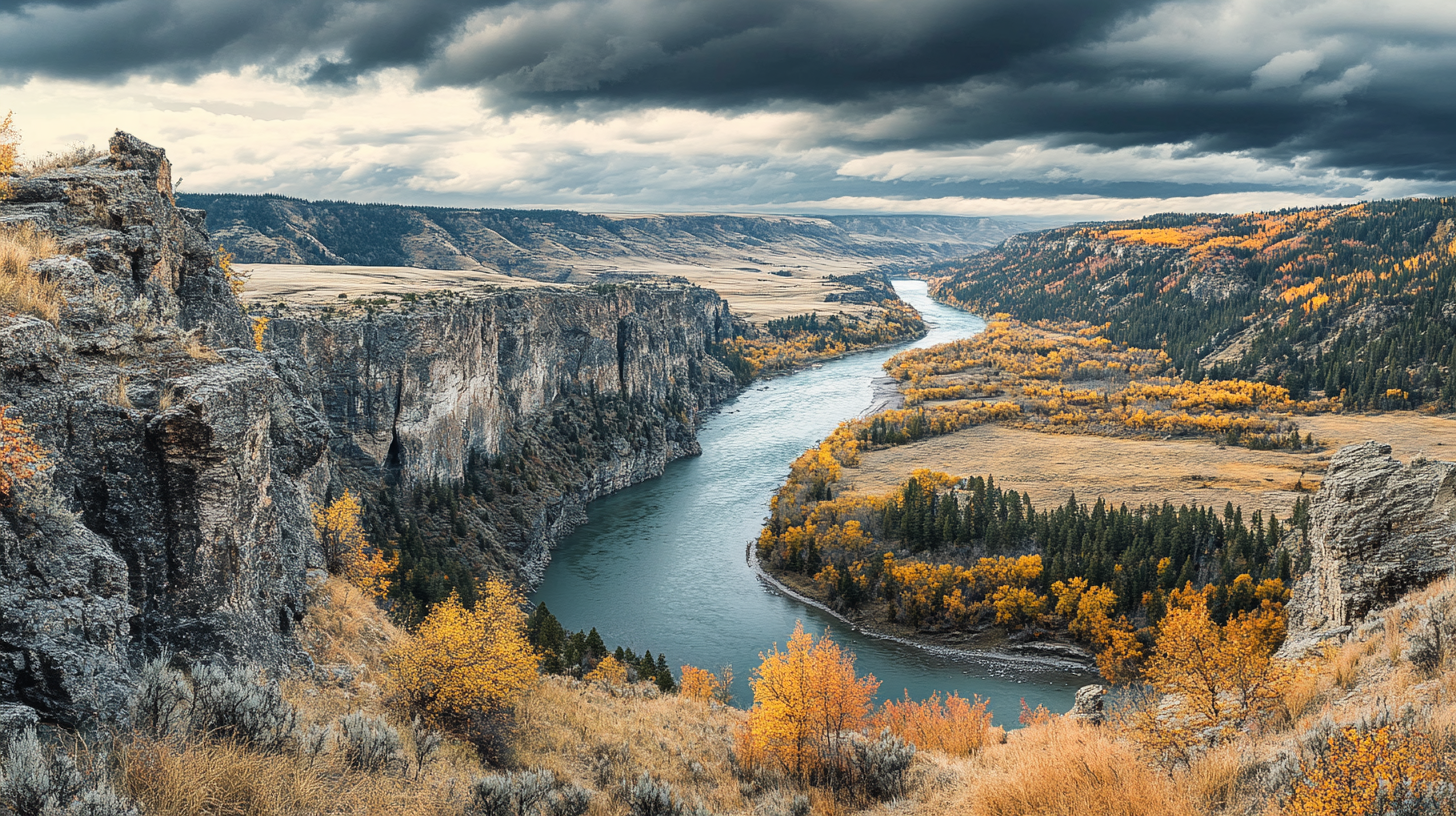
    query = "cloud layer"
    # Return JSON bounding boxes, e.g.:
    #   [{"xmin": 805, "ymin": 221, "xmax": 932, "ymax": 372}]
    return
[{"xmin": 3, "ymin": 0, "xmax": 1454, "ymax": 216}]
